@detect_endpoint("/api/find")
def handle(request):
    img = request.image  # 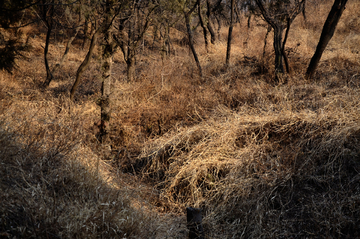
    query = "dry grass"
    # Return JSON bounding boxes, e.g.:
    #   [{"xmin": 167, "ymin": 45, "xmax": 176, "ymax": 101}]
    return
[
  {"xmin": 0, "ymin": 95, "xmax": 158, "ymax": 238},
  {"xmin": 1, "ymin": 0, "xmax": 360, "ymax": 238}
]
